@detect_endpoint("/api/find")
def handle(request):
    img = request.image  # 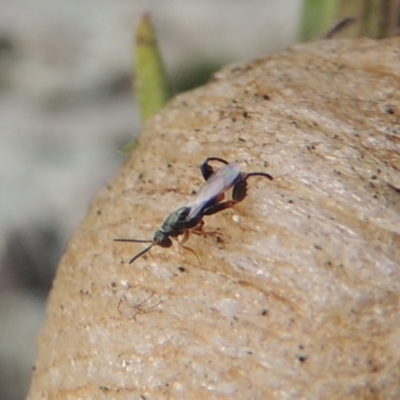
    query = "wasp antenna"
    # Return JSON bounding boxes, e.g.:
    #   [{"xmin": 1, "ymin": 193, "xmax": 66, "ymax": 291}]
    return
[
  {"xmin": 114, "ymin": 238, "xmax": 153, "ymax": 243},
  {"xmin": 129, "ymin": 244, "xmax": 154, "ymax": 264},
  {"xmin": 246, "ymin": 172, "xmax": 273, "ymax": 181}
]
